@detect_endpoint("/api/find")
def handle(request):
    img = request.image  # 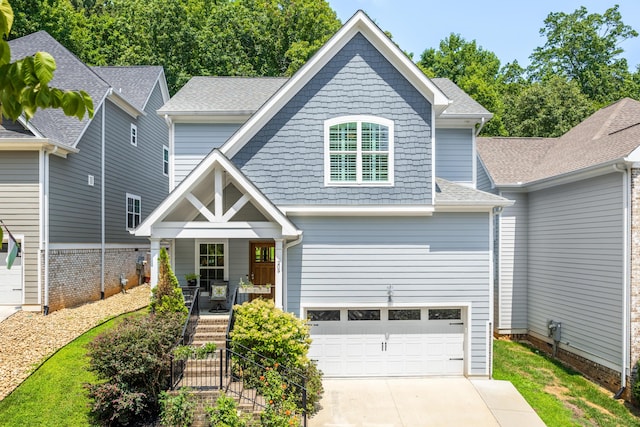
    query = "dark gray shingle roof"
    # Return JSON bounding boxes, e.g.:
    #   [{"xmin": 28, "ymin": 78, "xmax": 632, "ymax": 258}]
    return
[
  {"xmin": 432, "ymin": 78, "xmax": 492, "ymax": 117},
  {"xmin": 478, "ymin": 98, "xmax": 640, "ymax": 186},
  {"xmin": 92, "ymin": 66, "xmax": 164, "ymax": 111},
  {"xmin": 8, "ymin": 31, "xmax": 163, "ymax": 147},
  {"xmin": 158, "ymin": 77, "xmax": 289, "ymax": 114}
]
